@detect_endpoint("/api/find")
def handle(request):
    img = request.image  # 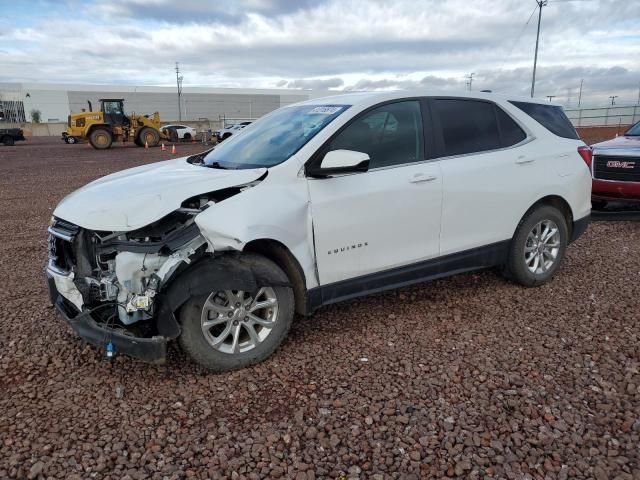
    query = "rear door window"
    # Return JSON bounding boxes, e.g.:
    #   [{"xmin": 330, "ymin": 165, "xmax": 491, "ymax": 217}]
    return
[
  {"xmin": 432, "ymin": 99, "xmax": 501, "ymax": 156},
  {"xmin": 509, "ymin": 101, "xmax": 579, "ymax": 140},
  {"xmin": 496, "ymin": 107, "xmax": 527, "ymax": 146}
]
